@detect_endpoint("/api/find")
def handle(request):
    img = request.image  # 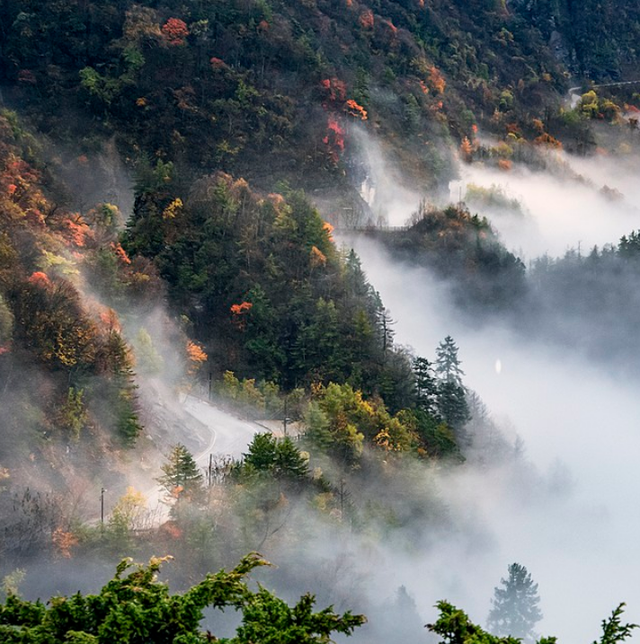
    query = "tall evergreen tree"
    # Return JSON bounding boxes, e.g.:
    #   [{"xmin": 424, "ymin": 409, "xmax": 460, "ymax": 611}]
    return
[
  {"xmin": 435, "ymin": 336, "xmax": 464, "ymax": 386},
  {"xmin": 158, "ymin": 444, "xmax": 206, "ymax": 505},
  {"xmin": 412, "ymin": 356, "xmax": 440, "ymax": 417},
  {"xmin": 487, "ymin": 563, "xmax": 543, "ymax": 643},
  {"xmin": 434, "ymin": 336, "xmax": 470, "ymax": 436}
]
